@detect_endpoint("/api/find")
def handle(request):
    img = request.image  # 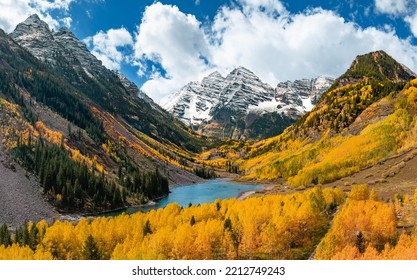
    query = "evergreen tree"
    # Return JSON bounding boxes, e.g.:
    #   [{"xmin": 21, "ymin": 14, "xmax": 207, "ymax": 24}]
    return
[
  {"xmin": 224, "ymin": 217, "xmax": 232, "ymax": 231},
  {"xmin": 0, "ymin": 224, "xmax": 11, "ymax": 247},
  {"xmin": 82, "ymin": 235, "xmax": 101, "ymax": 260},
  {"xmin": 143, "ymin": 219, "xmax": 153, "ymax": 236},
  {"xmin": 355, "ymin": 231, "xmax": 365, "ymax": 254}
]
